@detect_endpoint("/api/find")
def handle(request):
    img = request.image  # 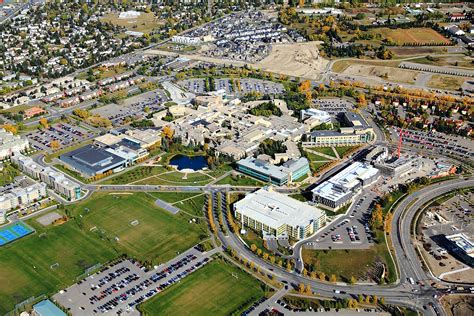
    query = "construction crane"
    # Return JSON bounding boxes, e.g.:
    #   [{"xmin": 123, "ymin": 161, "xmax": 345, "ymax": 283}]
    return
[{"xmin": 397, "ymin": 128, "xmax": 405, "ymax": 158}]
